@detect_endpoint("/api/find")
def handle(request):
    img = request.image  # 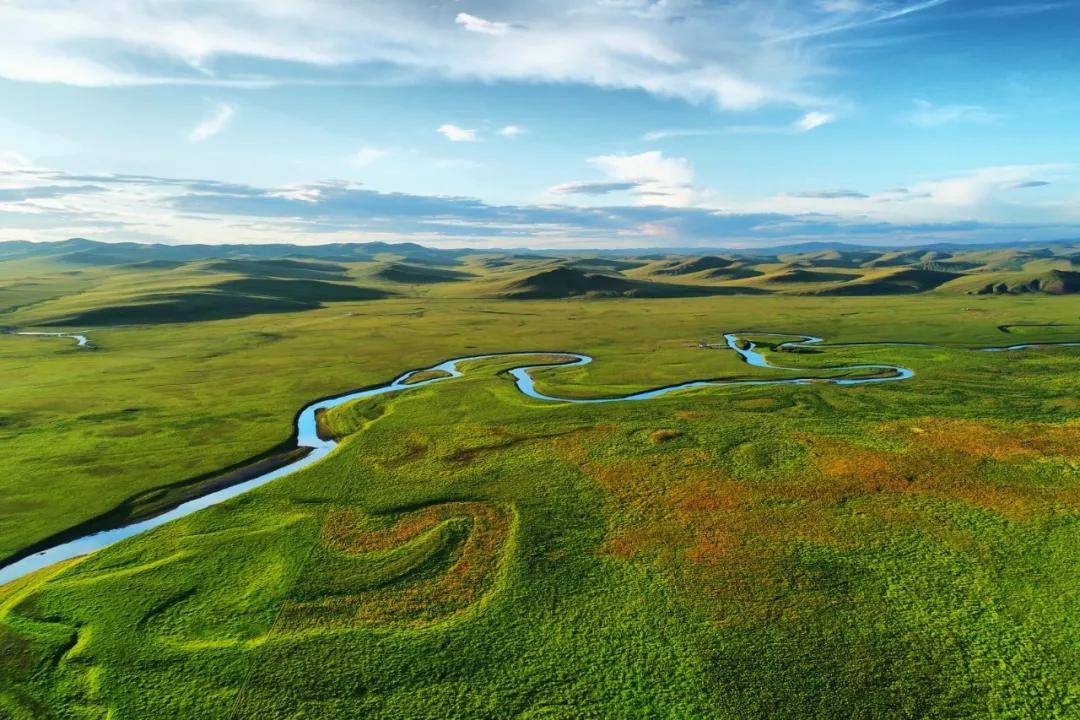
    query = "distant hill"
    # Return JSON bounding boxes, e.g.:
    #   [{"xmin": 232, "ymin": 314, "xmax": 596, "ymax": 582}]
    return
[
  {"xmin": 815, "ymin": 268, "xmax": 960, "ymax": 295},
  {"xmin": 497, "ymin": 266, "xmax": 734, "ymax": 299},
  {"xmin": 651, "ymin": 256, "xmax": 737, "ymax": 275},
  {"xmin": 43, "ymin": 278, "xmax": 391, "ymax": 326},
  {"xmin": 762, "ymin": 268, "xmax": 855, "ymax": 284},
  {"xmin": 2, "ymin": 238, "xmax": 474, "ymax": 266},
  {"xmin": 204, "ymin": 258, "xmax": 350, "ymax": 279},
  {"xmin": 2, "ymin": 239, "xmax": 1079, "ymax": 316},
  {"xmin": 370, "ymin": 263, "xmax": 474, "ymax": 284},
  {"xmin": 948, "ymin": 269, "xmax": 1080, "ymax": 295}
]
